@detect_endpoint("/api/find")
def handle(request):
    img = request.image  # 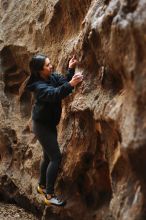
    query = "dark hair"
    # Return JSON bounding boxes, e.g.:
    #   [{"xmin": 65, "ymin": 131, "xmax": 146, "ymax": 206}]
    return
[
  {"xmin": 18, "ymin": 54, "xmax": 47, "ymax": 100},
  {"xmin": 29, "ymin": 54, "xmax": 47, "ymax": 78}
]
